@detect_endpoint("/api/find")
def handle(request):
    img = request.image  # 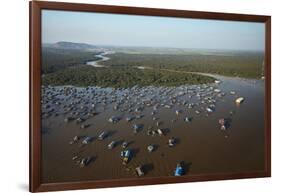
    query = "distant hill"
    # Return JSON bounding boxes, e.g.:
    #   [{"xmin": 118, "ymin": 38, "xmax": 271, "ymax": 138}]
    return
[{"xmin": 44, "ymin": 41, "xmax": 97, "ymax": 50}]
